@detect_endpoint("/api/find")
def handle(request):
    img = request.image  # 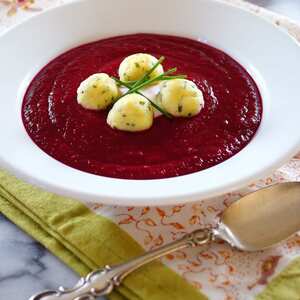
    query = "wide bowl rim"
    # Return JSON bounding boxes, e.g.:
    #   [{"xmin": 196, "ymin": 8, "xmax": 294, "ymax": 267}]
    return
[{"xmin": 1, "ymin": 0, "xmax": 300, "ymax": 206}]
